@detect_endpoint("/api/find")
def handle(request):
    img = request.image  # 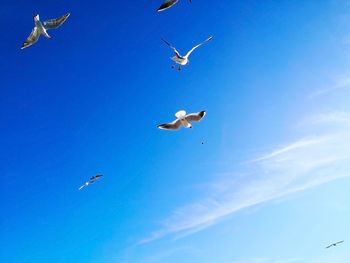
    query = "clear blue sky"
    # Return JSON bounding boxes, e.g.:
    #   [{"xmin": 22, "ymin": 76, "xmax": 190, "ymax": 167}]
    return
[{"xmin": 1, "ymin": 1, "xmax": 350, "ymax": 263}]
